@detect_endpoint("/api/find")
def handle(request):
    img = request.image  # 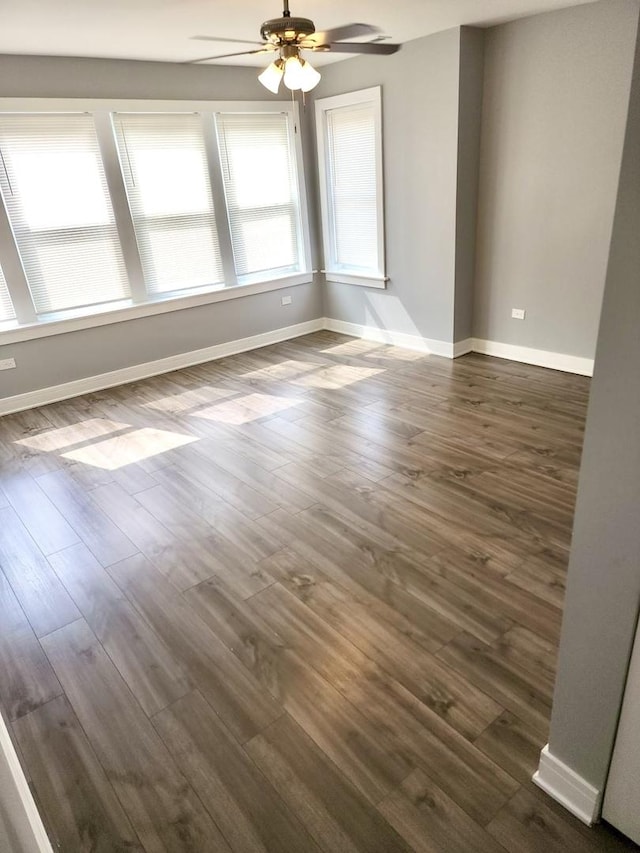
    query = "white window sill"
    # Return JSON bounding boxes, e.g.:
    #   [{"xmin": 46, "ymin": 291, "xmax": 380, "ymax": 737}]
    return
[
  {"xmin": 322, "ymin": 271, "xmax": 389, "ymax": 289},
  {"xmin": 0, "ymin": 272, "xmax": 313, "ymax": 345}
]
